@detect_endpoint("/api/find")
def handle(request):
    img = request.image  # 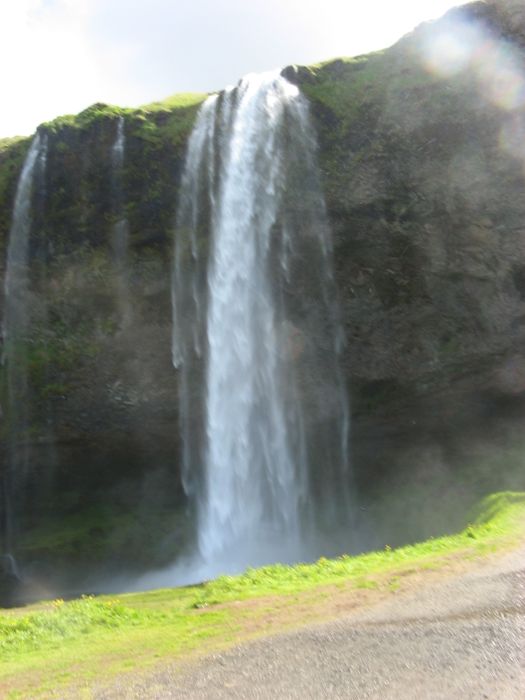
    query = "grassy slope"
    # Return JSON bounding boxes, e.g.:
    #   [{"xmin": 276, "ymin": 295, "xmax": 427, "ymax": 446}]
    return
[
  {"xmin": 1, "ymin": 491, "xmax": 524, "ymax": 698},
  {"xmin": 42, "ymin": 92, "xmax": 207, "ymax": 129}
]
